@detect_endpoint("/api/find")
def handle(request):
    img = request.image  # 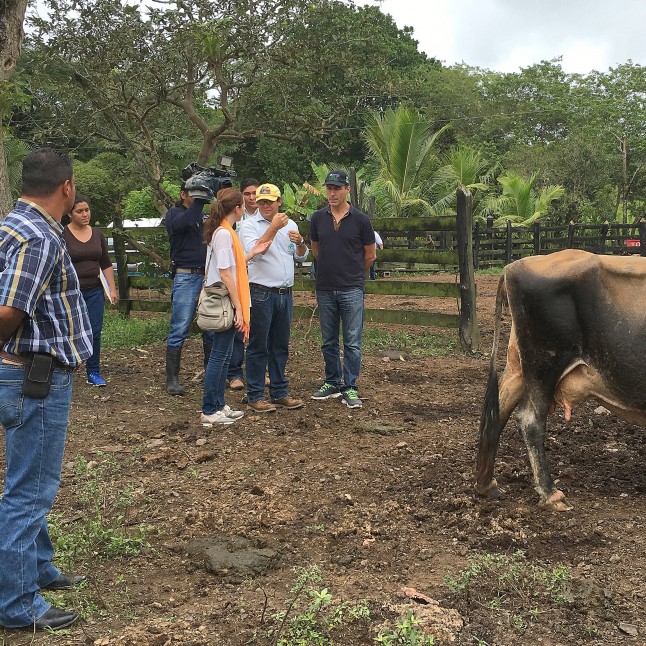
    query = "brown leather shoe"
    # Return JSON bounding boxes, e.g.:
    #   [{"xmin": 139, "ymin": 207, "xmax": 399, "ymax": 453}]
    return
[
  {"xmin": 247, "ymin": 400, "xmax": 277, "ymax": 413},
  {"xmin": 228, "ymin": 378, "xmax": 244, "ymax": 391},
  {"xmin": 271, "ymin": 396, "xmax": 305, "ymax": 410}
]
